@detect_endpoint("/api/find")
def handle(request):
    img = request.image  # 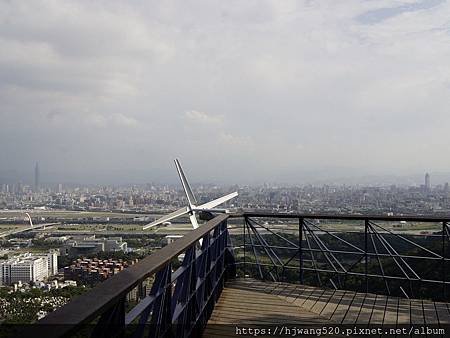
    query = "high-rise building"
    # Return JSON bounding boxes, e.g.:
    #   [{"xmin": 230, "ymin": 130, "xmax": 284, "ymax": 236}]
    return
[
  {"xmin": 47, "ymin": 250, "xmax": 58, "ymax": 276},
  {"xmin": 425, "ymin": 173, "xmax": 431, "ymax": 191},
  {"xmin": 0, "ymin": 253, "xmax": 48, "ymax": 285},
  {"xmin": 34, "ymin": 162, "xmax": 40, "ymax": 192},
  {"xmin": 0, "ymin": 250, "xmax": 58, "ymax": 286}
]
